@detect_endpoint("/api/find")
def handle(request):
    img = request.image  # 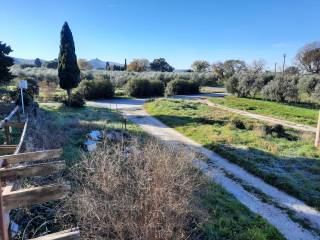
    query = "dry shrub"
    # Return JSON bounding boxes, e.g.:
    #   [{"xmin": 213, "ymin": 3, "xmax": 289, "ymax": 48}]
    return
[{"xmin": 68, "ymin": 138, "xmax": 205, "ymax": 240}]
